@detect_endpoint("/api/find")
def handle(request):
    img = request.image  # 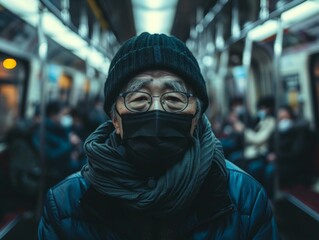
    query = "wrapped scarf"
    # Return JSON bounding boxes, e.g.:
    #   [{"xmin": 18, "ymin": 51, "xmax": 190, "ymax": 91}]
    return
[{"xmin": 82, "ymin": 115, "xmax": 223, "ymax": 216}]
